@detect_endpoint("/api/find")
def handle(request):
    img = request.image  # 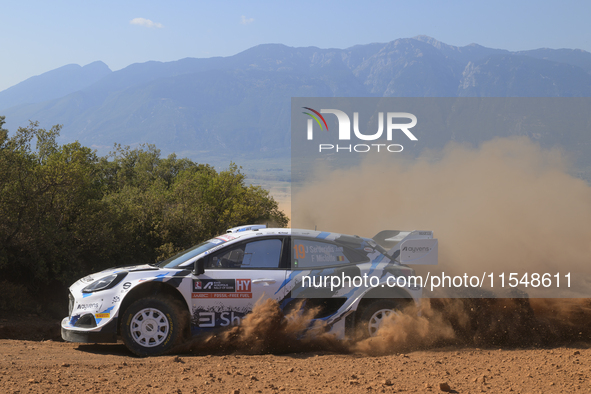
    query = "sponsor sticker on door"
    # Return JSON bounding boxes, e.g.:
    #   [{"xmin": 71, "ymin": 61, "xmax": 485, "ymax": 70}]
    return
[{"xmin": 192, "ymin": 279, "xmax": 252, "ymax": 298}]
